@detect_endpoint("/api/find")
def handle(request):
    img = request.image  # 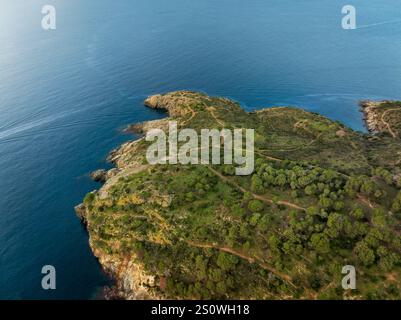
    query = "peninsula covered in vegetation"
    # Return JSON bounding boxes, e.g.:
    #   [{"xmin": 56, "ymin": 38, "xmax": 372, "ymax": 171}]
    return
[{"xmin": 76, "ymin": 92, "xmax": 401, "ymax": 299}]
